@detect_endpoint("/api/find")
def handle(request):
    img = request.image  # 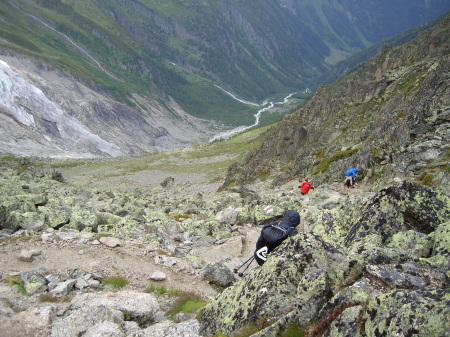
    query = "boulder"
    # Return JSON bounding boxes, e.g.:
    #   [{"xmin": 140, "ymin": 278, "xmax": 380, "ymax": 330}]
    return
[
  {"xmin": 149, "ymin": 271, "xmax": 167, "ymax": 281},
  {"xmin": 51, "ymin": 305, "xmax": 124, "ymax": 337},
  {"xmin": 345, "ymin": 182, "xmax": 450, "ymax": 245},
  {"xmin": 70, "ymin": 290, "xmax": 160, "ymax": 327},
  {"xmin": 70, "ymin": 208, "xmax": 98, "ymax": 231},
  {"xmin": 82, "ymin": 321, "xmax": 125, "ymax": 337},
  {"xmin": 20, "ymin": 269, "xmax": 48, "ymax": 295},
  {"xmin": 139, "ymin": 319, "xmax": 201, "ymax": 337},
  {"xmin": 200, "ymin": 232, "xmax": 328, "ymax": 335},
  {"xmin": 200, "ymin": 262, "xmax": 235, "ymax": 288},
  {"xmin": 99, "ymin": 236, "xmax": 121, "ymax": 248},
  {"xmin": 363, "ymin": 289, "xmax": 450, "ymax": 336}
]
